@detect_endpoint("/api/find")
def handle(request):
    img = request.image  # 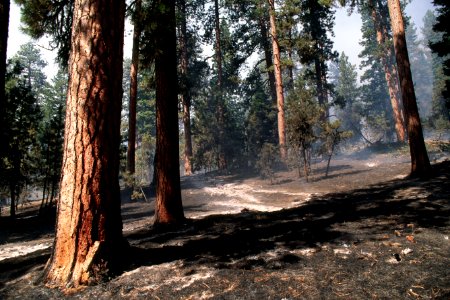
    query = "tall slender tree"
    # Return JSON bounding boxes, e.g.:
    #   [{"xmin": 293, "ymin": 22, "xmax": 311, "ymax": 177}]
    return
[
  {"xmin": 299, "ymin": 0, "xmax": 337, "ymax": 120},
  {"xmin": 44, "ymin": 0, "xmax": 127, "ymax": 287},
  {"xmin": 268, "ymin": 0, "xmax": 286, "ymax": 160},
  {"xmin": 257, "ymin": 1, "xmax": 277, "ymax": 105},
  {"xmin": 153, "ymin": 0, "xmax": 185, "ymax": 225},
  {"xmin": 179, "ymin": 0, "xmax": 193, "ymax": 176},
  {"xmin": 387, "ymin": 0, "xmax": 431, "ymax": 177},
  {"xmin": 368, "ymin": 0, "xmax": 406, "ymax": 142},
  {"xmin": 214, "ymin": 0, "xmax": 227, "ymax": 169},
  {"xmin": 127, "ymin": 0, "xmax": 142, "ymax": 175}
]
